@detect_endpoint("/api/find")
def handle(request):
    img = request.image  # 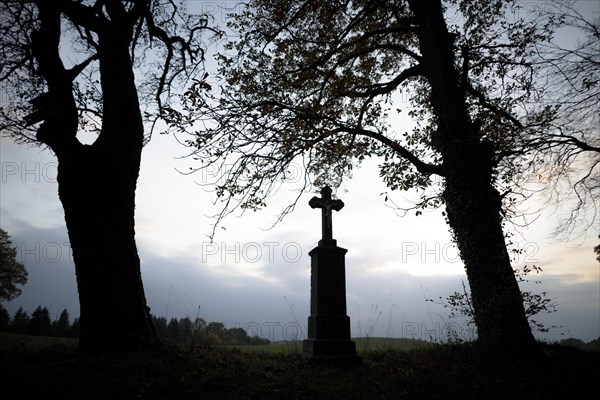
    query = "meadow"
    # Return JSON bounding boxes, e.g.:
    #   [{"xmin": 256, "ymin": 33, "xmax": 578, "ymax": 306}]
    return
[
  {"xmin": 1, "ymin": 332, "xmax": 598, "ymax": 399},
  {"xmin": 222, "ymin": 336, "xmax": 432, "ymax": 354}
]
